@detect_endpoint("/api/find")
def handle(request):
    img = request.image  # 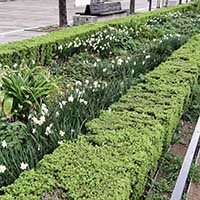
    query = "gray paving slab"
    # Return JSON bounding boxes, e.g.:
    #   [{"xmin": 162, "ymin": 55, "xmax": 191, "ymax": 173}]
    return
[{"xmin": 0, "ymin": 0, "xmax": 190, "ymax": 44}]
